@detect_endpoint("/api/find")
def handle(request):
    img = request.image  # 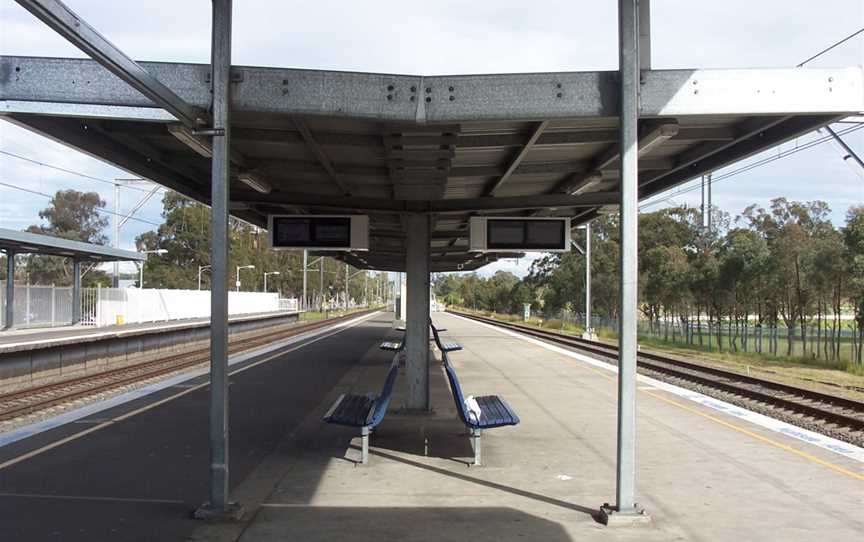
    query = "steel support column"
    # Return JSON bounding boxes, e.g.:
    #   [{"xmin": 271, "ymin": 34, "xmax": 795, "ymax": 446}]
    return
[
  {"xmin": 600, "ymin": 0, "xmax": 650, "ymax": 525},
  {"xmin": 4, "ymin": 251, "xmax": 14, "ymax": 329},
  {"xmin": 196, "ymin": 0, "xmax": 242, "ymax": 521},
  {"xmin": 404, "ymin": 213, "xmax": 431, "ymax": 411},
  {"xmin": 71, "ymin": 258, "xmax": 81, "ymax": 325}
]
